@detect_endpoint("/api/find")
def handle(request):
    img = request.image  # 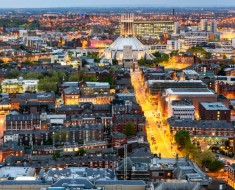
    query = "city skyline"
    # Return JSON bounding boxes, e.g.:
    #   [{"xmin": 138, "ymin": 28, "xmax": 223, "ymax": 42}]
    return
[{"xmin": 0, "ymin": 0, "xmax": 235, "ymax": 8}]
